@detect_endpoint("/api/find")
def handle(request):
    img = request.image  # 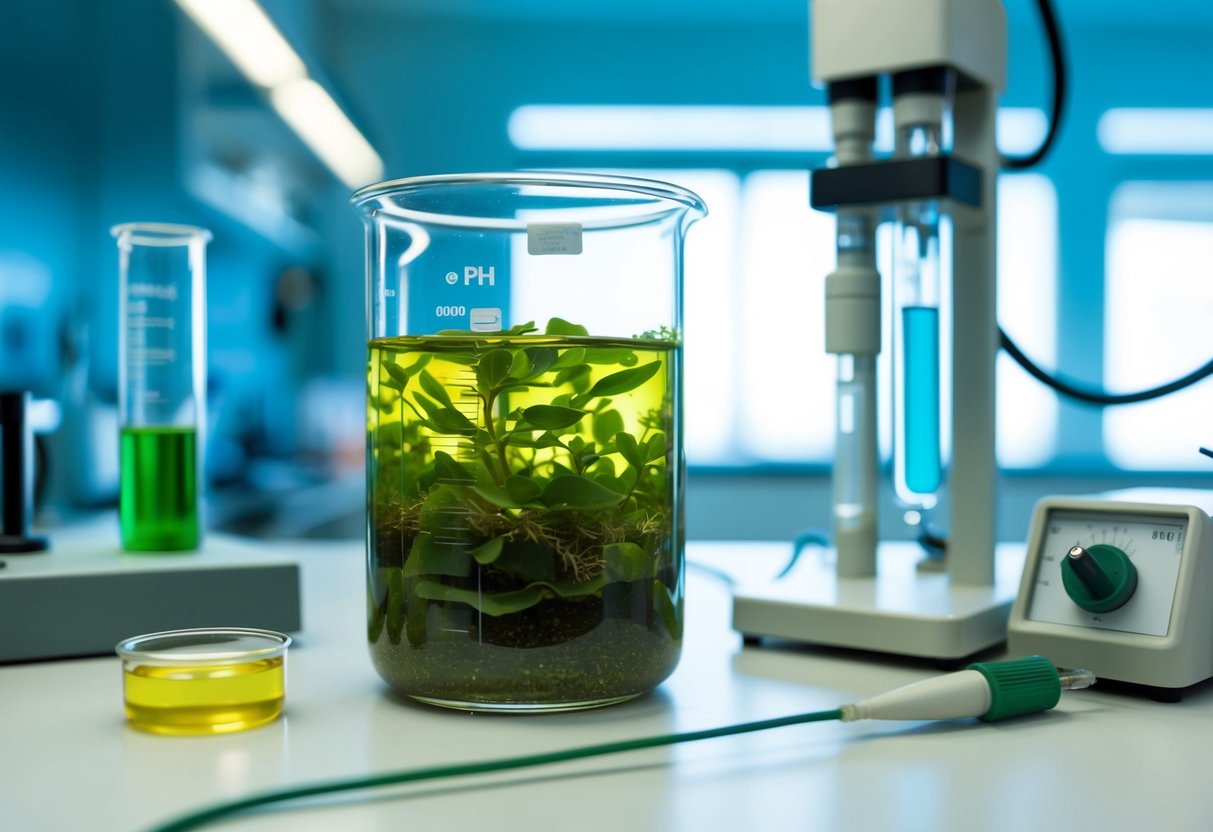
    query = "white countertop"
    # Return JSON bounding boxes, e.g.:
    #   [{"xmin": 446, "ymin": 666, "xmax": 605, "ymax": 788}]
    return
[{"xmin": 3, "ymin": 539, "xmax": 1212, "ymax": 831}]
